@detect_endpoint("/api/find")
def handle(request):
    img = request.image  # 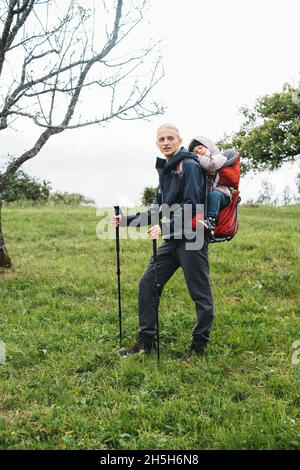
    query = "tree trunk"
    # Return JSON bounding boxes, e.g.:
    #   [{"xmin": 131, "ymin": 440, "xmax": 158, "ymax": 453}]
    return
[{"xmin": 0, "ymin": 197, "xmax": 12, "ymax": 269}]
